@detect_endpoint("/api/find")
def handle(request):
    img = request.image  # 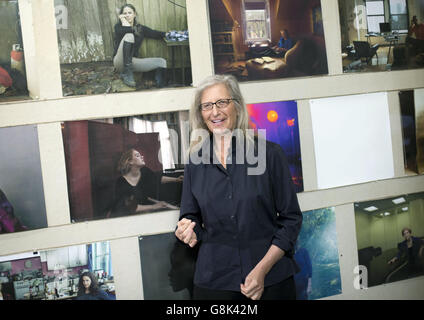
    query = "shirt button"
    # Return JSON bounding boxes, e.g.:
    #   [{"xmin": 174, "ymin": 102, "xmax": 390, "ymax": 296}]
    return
[
  {"xmin": 228, "ymin": 195, "xmax": 232, "ymax": 199},
  {"xmin": 231, "ymin": 215, "xmax": 235, "ymax": 220}
]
